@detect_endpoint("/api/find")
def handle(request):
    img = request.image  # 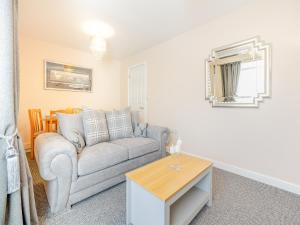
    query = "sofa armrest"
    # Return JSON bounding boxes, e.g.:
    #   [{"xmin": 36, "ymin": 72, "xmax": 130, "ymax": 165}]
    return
[
  {"xmin": 146, "ymin": 125, "xmax": 169, "ymax": 157},
  {"xmin": 35, "ymin": 132, "xmax": 78, "ymax": 182},
  {"xmin": 35, "ymin": 132, "xmax": 77, "ymax": 214}
]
